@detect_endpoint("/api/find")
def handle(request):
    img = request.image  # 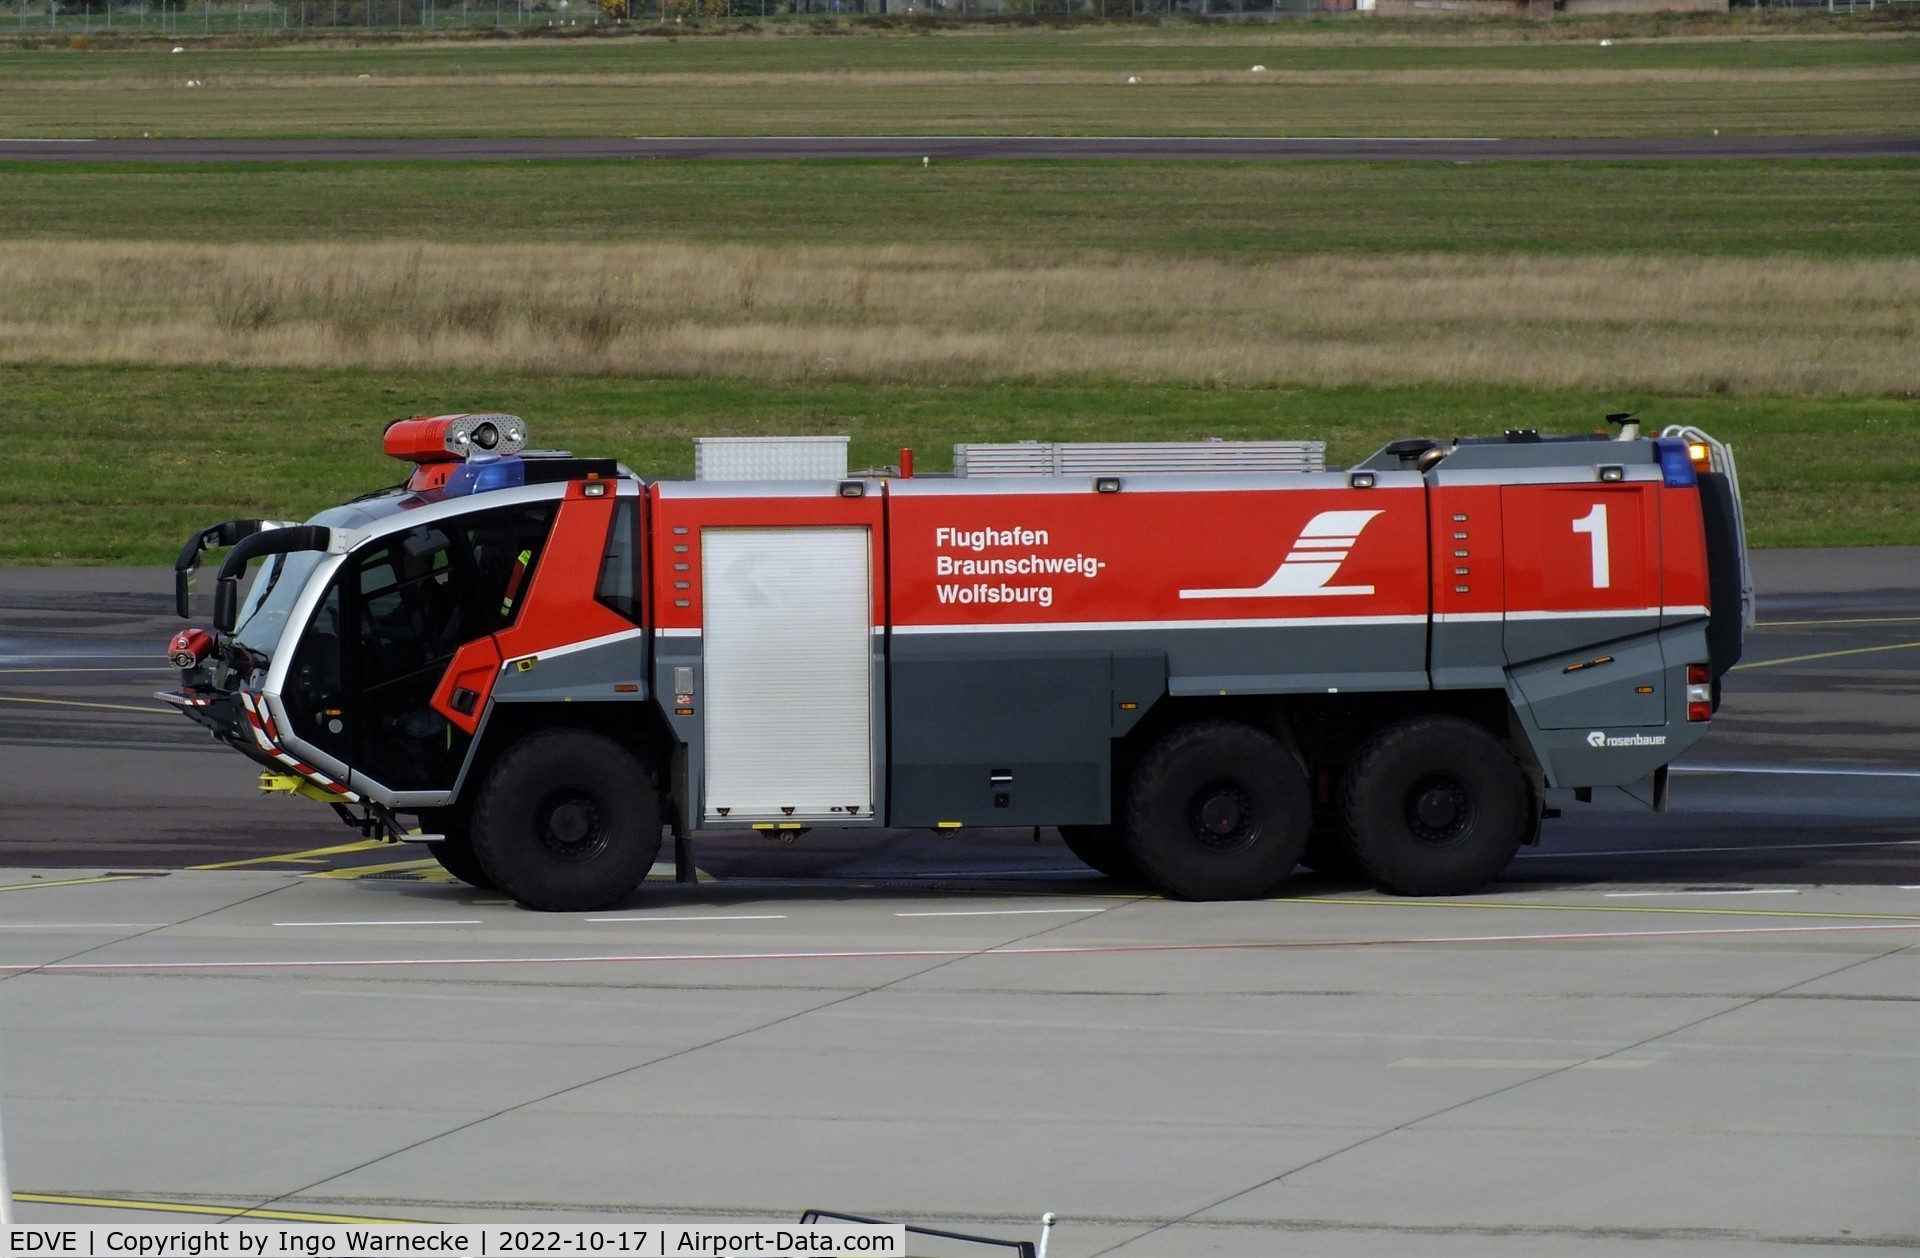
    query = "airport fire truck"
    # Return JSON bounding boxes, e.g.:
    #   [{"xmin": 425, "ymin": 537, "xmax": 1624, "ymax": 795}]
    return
[{"xmin": 161, "ymin": 414, "xmax": 1750, "ymax": 911}]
